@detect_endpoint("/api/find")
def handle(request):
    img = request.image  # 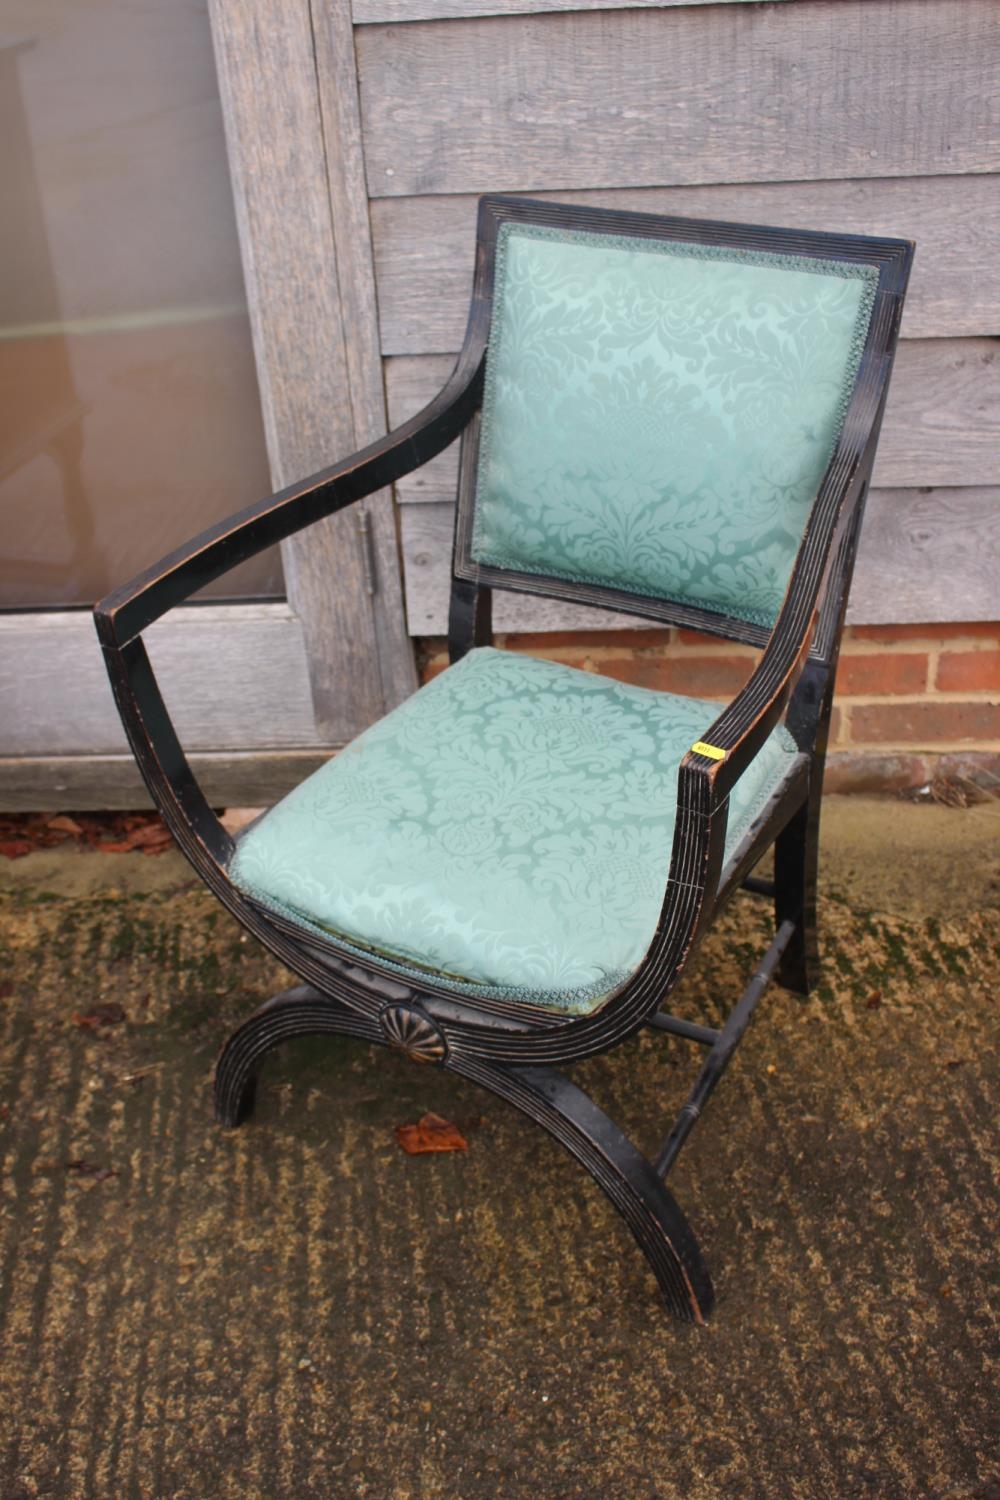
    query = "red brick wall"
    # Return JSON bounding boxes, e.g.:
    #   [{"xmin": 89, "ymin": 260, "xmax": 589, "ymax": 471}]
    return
[{"xmin": 419, "ymin": 623, "xmax": 1000, "ymax": 794}]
